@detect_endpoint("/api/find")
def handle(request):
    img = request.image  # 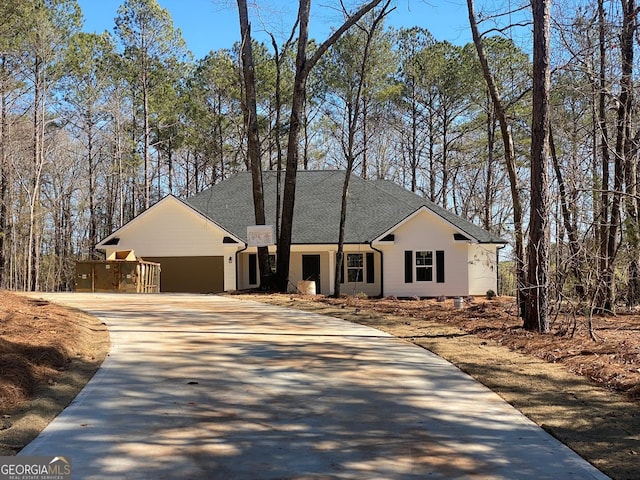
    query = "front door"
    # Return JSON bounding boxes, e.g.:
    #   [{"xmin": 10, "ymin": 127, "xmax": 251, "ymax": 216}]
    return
[{"xmin": 302, "ymin": 254, "xmax": 321, "ymax": 294}]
